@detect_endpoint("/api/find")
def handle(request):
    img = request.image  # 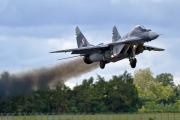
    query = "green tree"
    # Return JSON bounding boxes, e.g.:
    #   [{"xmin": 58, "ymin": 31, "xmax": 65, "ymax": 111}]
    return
[
  {"xmin": 106, "ymin": 71, "xmax": 138, "ymax": 112},
  {"xmin": 134, "ymin": 68, "xmax": 154, "ymax": 90},
  {"xmin": 156, "ymin": 73, "xmax": 174, "ymax": 87},
  {"xmin": 134, "ymin": 68, "xmax": 175, "ymax": 108},
  {"xmin": 149, "ymin": 83, "xmax": 174, "ymax": 103},
  {"xmin": 134, "ymin": 68, "xmax": 156, "ymax": 107},
  {"xmin": 92, "ymin": 75, "xmax": 108, "ymax": 113},
  {"xmin": 52, "ymin": 85, "xmax": 72, "ymax": 113},
  {"xmin": 72, "ymin": 77, "xmax": 94, "ymax": 113}
]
